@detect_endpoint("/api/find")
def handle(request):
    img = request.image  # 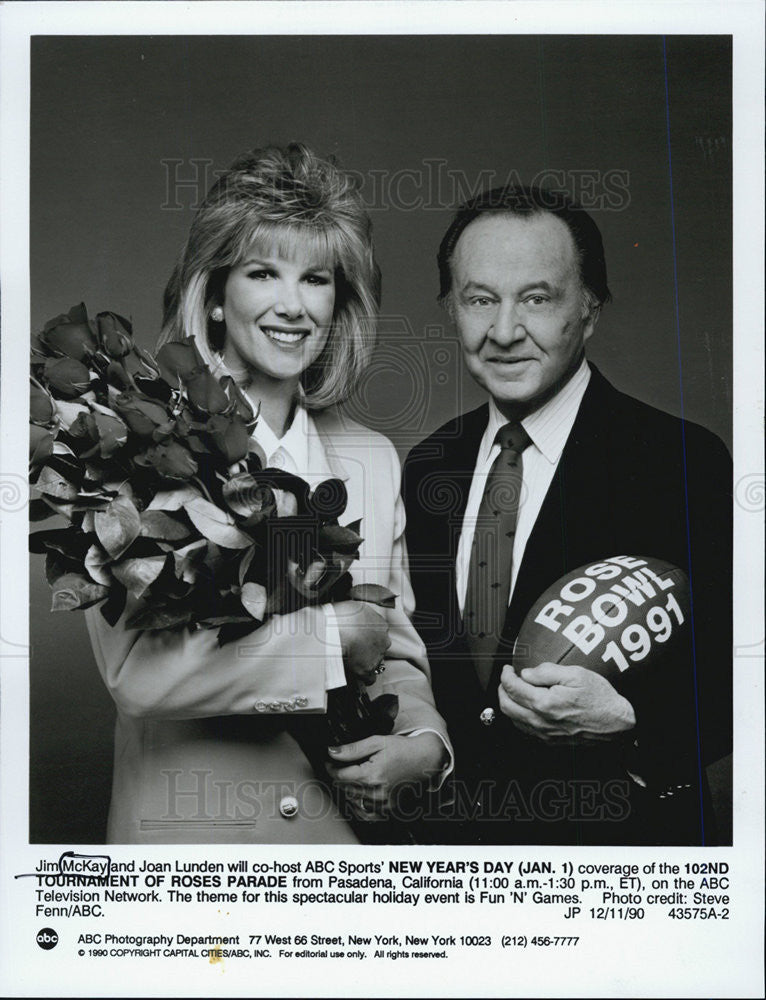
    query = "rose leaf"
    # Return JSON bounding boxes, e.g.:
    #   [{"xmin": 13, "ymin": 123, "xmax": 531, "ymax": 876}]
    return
[
  {"xmin": 84, "ymin": 544, "xmax": 113, "ymax": 586},
  {"xmin": 94, "ymin": 494, "xmax": 142, "ymax": 559},
  {"xmin": 183, "ymin": 497, "xmax": 253, "ymax": 549},
  {"xmin": 139, "ymin": 510, "xmax": 192, "ymax": 541},
  {"xmin": 111, "ymin": 554, "xmax": 167, "ymax": 599},
  {"xmin": 241, "ymin": 581, "xmax": 267, "ymax": 620},
  {"xmin": 51, "ymin": 573, "xmax": 109, "ymax": 611}
]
